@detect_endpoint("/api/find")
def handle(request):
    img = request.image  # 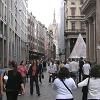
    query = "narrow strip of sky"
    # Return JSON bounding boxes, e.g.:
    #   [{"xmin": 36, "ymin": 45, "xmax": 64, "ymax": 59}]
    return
[{"xmin": 28, "ymin": 0, "xmax": 62, "ymax": 27}]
